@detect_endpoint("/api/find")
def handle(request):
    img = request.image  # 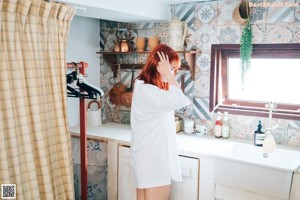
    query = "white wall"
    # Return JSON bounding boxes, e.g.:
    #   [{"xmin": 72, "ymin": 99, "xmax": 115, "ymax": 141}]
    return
[{"xmin": 66, "ymin": 16, "xmax": 100, "ymax": 127}]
